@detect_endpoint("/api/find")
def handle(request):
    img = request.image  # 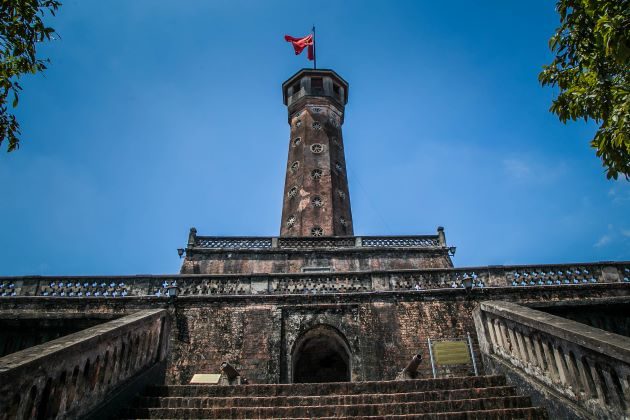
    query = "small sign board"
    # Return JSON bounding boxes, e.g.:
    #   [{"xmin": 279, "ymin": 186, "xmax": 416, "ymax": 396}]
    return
[
  {"xmin": 433, "ymin": 341, "xmax": 471, "ymax": 365},
  {"xmin": 189, "ymin": 373, "xmax": 221, "ymax": 384},
  {"xmin": 427, "ymin": 333, "xmax": 478, "ymax": 378}
]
